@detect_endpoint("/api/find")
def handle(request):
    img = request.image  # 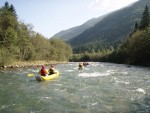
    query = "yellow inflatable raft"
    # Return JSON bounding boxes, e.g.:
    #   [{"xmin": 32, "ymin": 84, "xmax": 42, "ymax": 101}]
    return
[{"xmin": 35, "ymin": 70, "xmax": 59, "ymax": 82}]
